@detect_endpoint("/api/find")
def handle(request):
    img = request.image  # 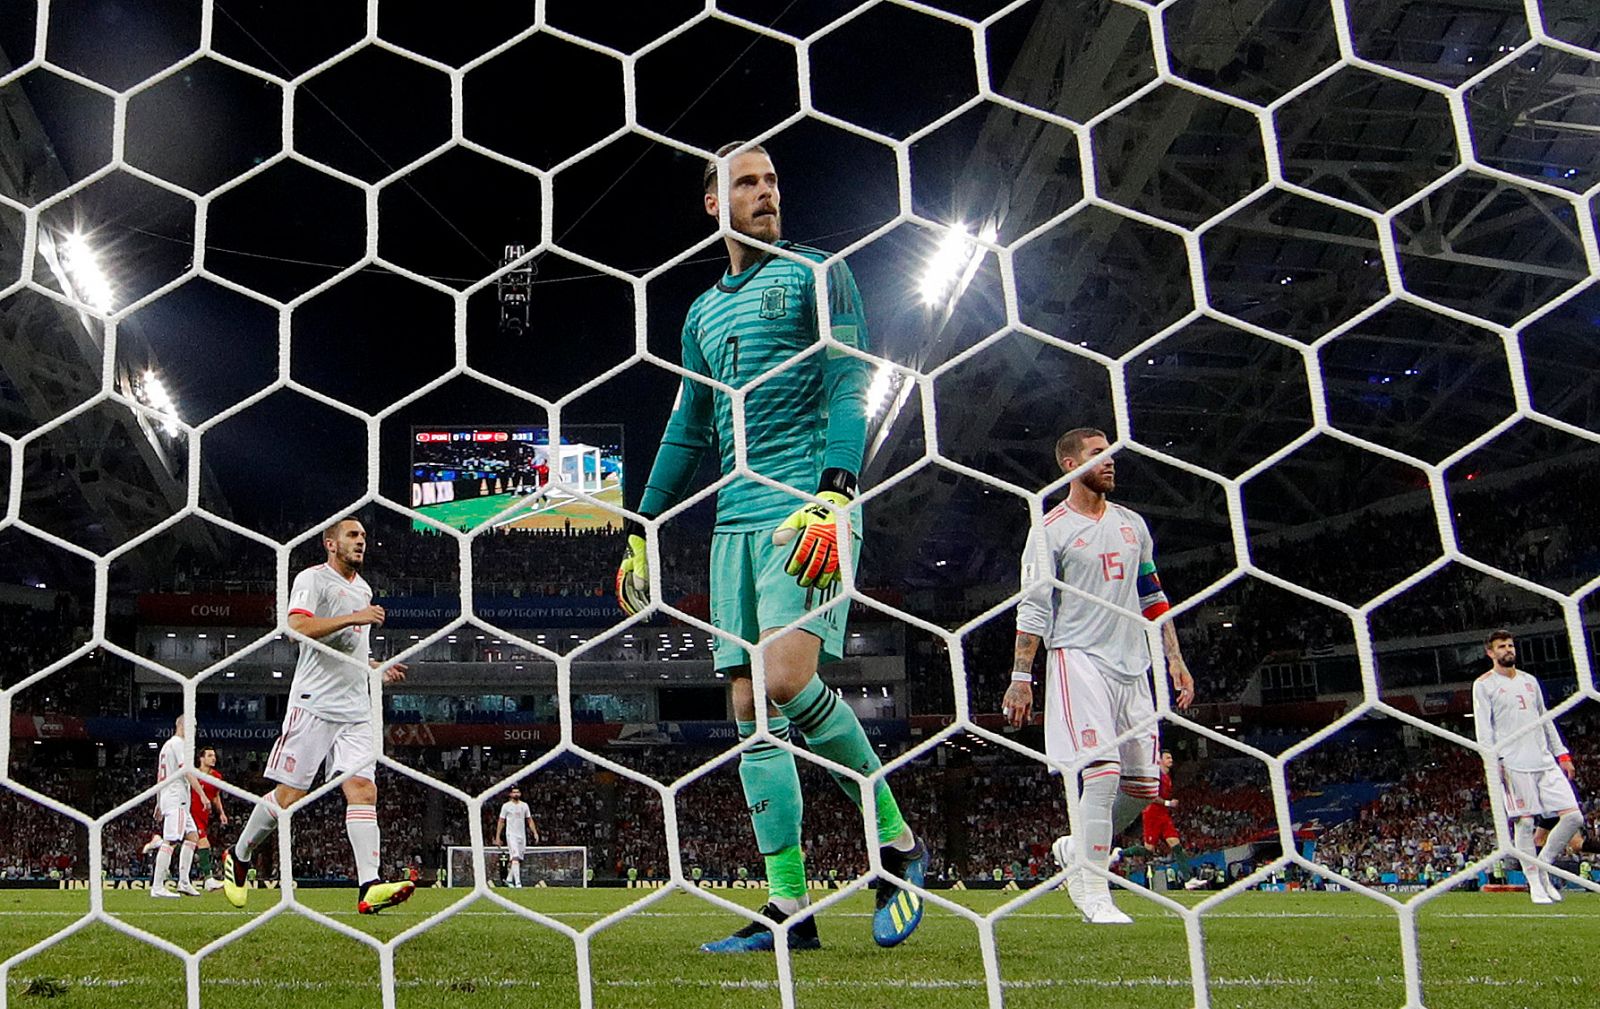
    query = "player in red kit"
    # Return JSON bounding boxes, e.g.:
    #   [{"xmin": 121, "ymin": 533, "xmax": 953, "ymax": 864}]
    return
[
  {"xmin": 1133, "ymin": 749, "xmax": 1199, "ymax": 887},
  {"xmin": 191, "ymin": 747, "xmax": 228, "ymax": 891}
]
